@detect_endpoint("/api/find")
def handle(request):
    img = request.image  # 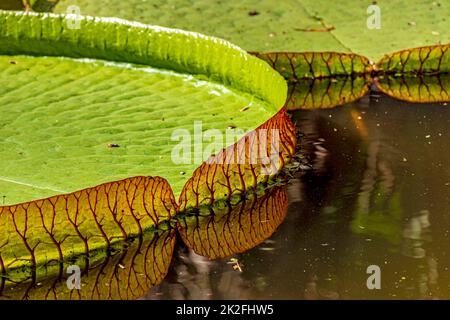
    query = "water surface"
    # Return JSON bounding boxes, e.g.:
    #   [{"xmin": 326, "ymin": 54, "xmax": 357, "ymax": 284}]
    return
[{"xmin": 147, "ymin": 92, "xmax": 450, "ymax": 299}]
